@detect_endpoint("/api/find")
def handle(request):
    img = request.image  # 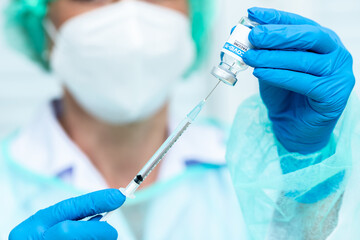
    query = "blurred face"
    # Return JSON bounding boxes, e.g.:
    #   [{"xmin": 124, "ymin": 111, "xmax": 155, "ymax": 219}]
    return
[
  {"xmin": 47, "ymin": 0, "xmax": 195, "ymax": 125},
  {"xmin": 48, "ymin": 0, "xmax": 189, "ymax": 29}
]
